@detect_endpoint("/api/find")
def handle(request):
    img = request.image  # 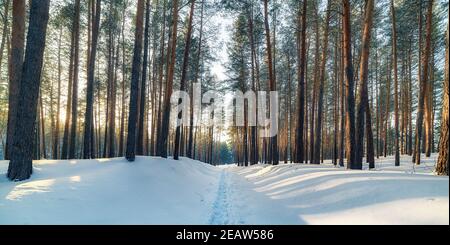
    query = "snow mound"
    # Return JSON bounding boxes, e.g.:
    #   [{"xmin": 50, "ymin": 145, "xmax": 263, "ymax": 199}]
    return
[
  {"xmin": 229, "ymin": 154, "xmax": 449, "ymax": 225},
  {"xmin": 0, "ymin": 154, "xmax": 448, "ymax": 225}
]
